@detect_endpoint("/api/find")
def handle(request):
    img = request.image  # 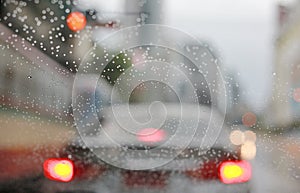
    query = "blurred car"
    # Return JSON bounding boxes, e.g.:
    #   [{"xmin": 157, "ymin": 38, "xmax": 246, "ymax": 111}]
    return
[
  {"xmin": 39, "ymin": 103, "xmax": 252, "ymax": 193},
  {"xmin": 0, "ymin": 1, "xmax": 252, "ymax": 192},
  {"xmin": 0, "ymin": 19, "xmax": 251, "ymax": 193}
]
